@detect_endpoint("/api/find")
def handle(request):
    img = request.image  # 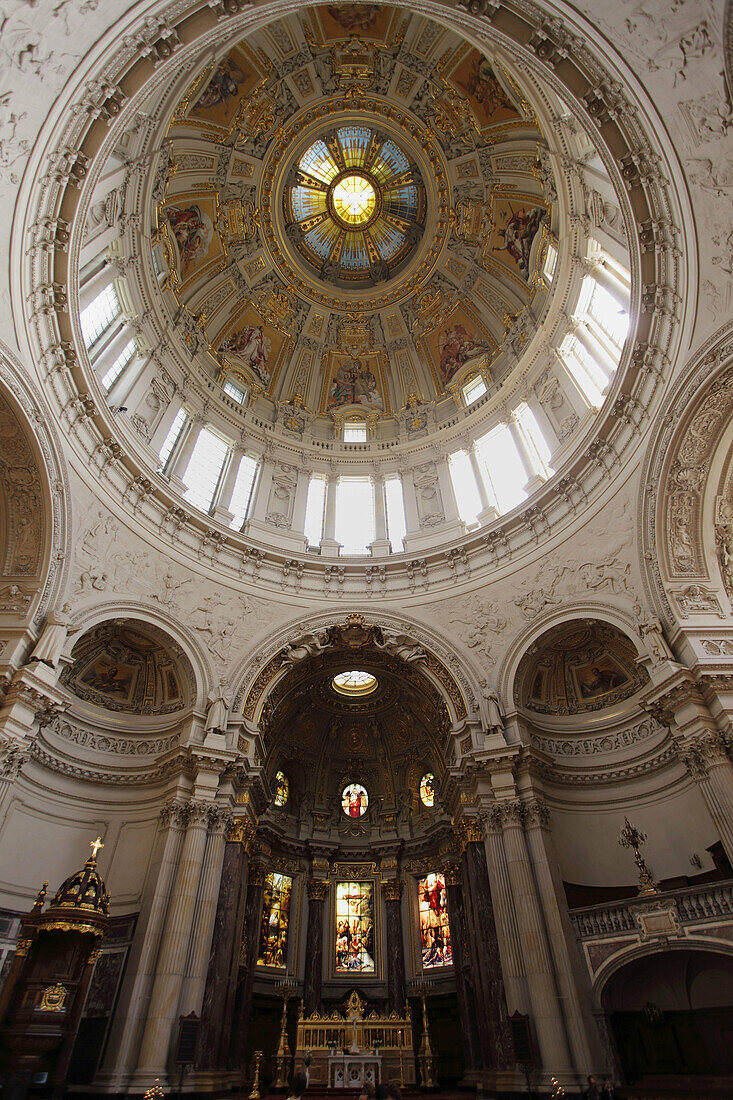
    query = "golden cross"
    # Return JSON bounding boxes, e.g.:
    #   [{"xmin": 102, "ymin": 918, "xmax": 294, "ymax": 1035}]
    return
[{"xmin": 90, "ymin": 836, "xmax": 104, "ymax": 860}]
